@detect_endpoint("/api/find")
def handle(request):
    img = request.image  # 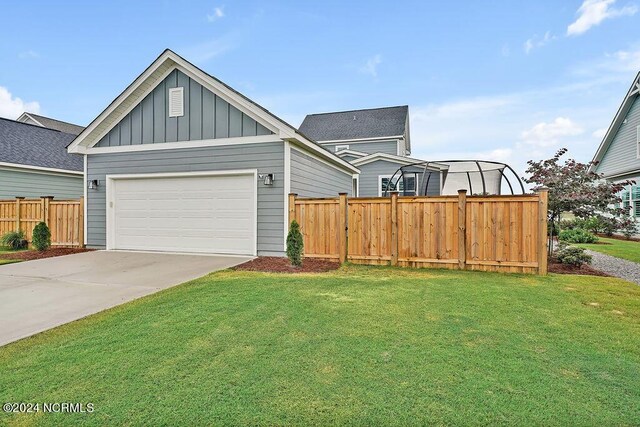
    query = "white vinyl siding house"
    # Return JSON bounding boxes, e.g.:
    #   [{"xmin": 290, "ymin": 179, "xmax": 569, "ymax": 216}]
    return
[{"xmin": 68, "ymin": 49, "xmax": 358, "ymax": 256}]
